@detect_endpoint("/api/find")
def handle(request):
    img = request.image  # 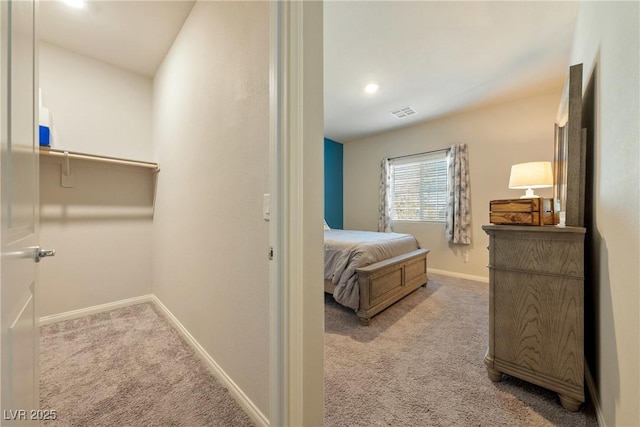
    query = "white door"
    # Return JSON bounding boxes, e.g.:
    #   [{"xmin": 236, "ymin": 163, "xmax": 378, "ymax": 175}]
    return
[{"xmin": 1, "ymin": 0, "xmax": 40, "ymax": 420}]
